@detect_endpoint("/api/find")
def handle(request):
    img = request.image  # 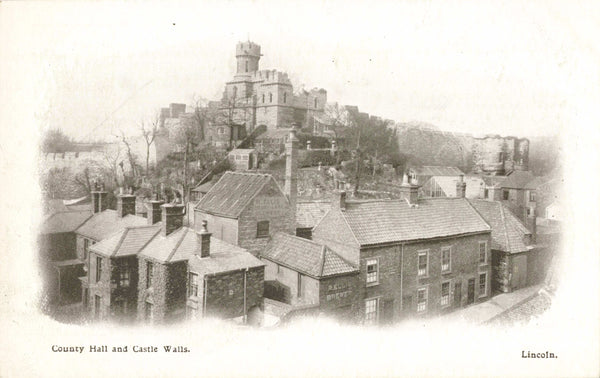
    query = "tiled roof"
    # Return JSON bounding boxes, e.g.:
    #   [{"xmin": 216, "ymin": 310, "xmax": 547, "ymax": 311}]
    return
[
  {"xmin": 468, "ymin": 199, "xmax": 531, "ymax": 253},
  {"xmin": 90, "ymin": 225, "xmax": 161, "ymax": 258},
  {"xmin": 338, "ymin": 198, "xmax": 490, "ymax": 246},
  {"xmin": 40, "ymin": 210, "xmax": 93, "ymax": 234},
  {"xmin": 192, "ymin": 181, "xmax": 215, "ymax": 193},
  {"xmin": 412, "ymin": 166, "xmax": 464, "ymax": 176},
  {"xmin": 501, "ymin": 171, "xmax": 537, "ymax": 189},
  {"xmin": 75, "ymin": 210, "xmax": 147, "ymax": 241},
  {"xmin": 481, "ymin": 175, "xmax": 507, "ymax": 188},
  {"xmin": 296, "ymin": 201, "xmax": 331, "ymax": 228},
  {"xmin": 195, "ymin": 172, "xmax": 282, "ymax": 218},
  {"xmin": 262, "ymin": 233, "xmax": 357, "ymax": 278},
  {"xmin": 141, "ymin": 227, "xmax": 263, "ymax": 274}
]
